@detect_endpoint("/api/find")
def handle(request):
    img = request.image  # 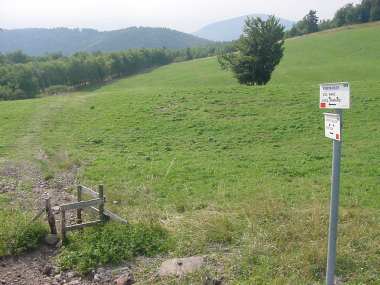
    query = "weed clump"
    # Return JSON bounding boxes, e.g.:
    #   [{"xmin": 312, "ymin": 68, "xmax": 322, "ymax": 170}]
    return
[
  {"xmin": 58, "ymin": 222, "xmax": 172, "ymax": 274},
  {"xmin": 0, "ymin": 209, "xmax": 48, "ymax": 256},
  {"xmin": 205, "ymin": 216, "xmax": 239, "ymax": 244}
]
